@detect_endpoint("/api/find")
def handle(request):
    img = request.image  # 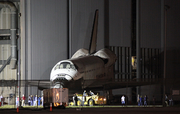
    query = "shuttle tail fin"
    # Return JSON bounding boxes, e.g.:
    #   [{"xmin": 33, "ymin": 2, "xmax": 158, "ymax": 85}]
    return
[{"xmin": 89, "ymin": 9, "xmax": 99, "ymax": 54}]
